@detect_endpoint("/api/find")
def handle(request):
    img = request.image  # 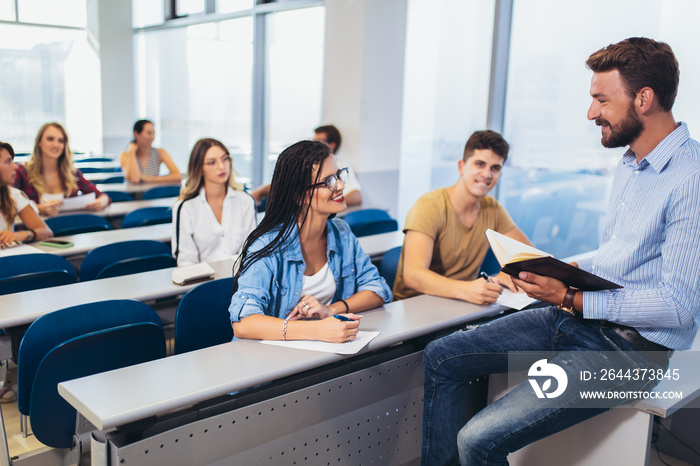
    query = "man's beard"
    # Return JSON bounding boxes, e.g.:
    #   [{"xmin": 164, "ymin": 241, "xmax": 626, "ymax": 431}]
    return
[{"xmin": 596, "ymin": 102, "xmax": 644, "ymax": 148}]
